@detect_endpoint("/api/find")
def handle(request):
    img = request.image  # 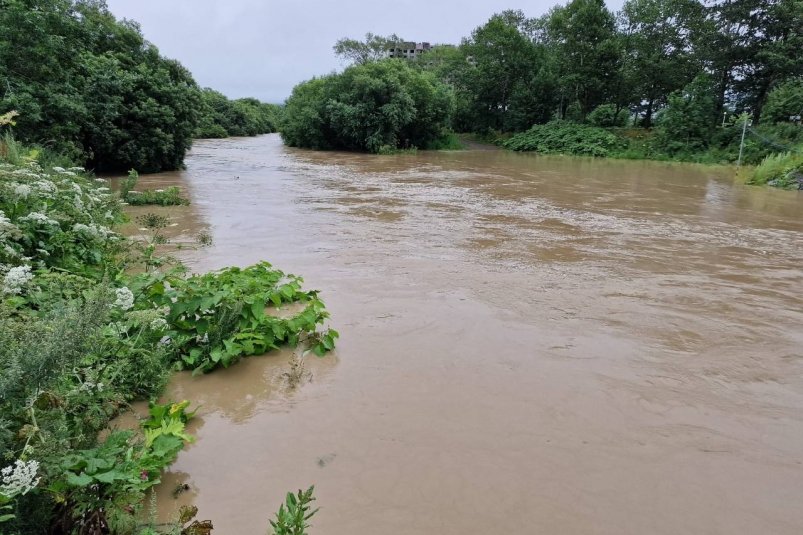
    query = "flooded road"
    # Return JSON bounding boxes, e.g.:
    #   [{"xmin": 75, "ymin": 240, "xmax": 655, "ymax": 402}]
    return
[{"xmin": 132, "ymin": 134, "xmax": 803, "ymax": 534}]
